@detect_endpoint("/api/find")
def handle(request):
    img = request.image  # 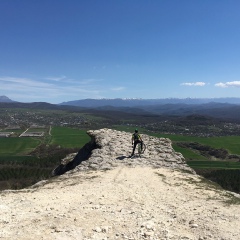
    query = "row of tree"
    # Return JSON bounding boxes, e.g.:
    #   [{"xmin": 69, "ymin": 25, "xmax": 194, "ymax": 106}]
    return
[
  {"xmin": 196, "ymin": 169, "xmax": 240, "ymax": 194},
  {"xmin": 0, "ymin": 144, "xmax": 78, "ymax": 190}
]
